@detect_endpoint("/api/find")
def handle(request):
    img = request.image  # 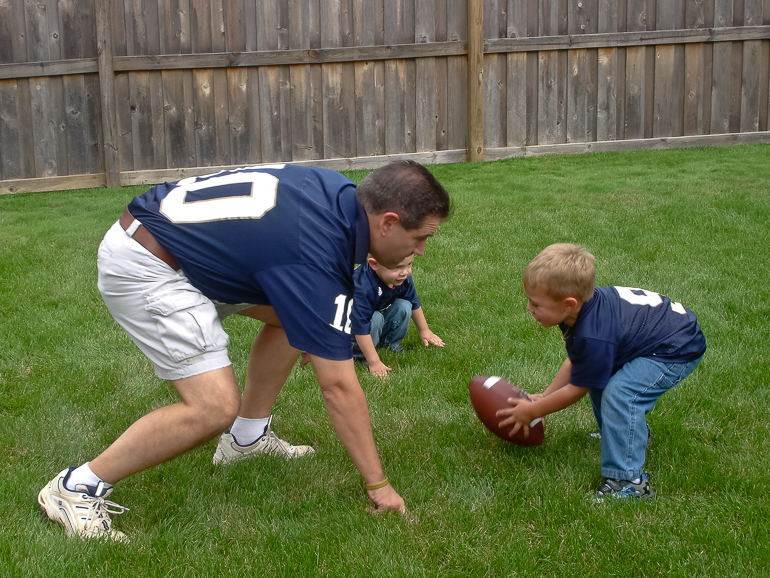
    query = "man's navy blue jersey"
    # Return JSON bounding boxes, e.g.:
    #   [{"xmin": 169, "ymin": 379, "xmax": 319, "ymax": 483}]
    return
[
  {"xmin": 126, "ymin": 165, "xmax": 369, "ymax": 361},
  {"xmin": 350, "ymin": 262, "xmax": 420, "ymax": 336},
  {"xmin": 561, "ymin": 286, "xmax": 706, "ymax": 390}
]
